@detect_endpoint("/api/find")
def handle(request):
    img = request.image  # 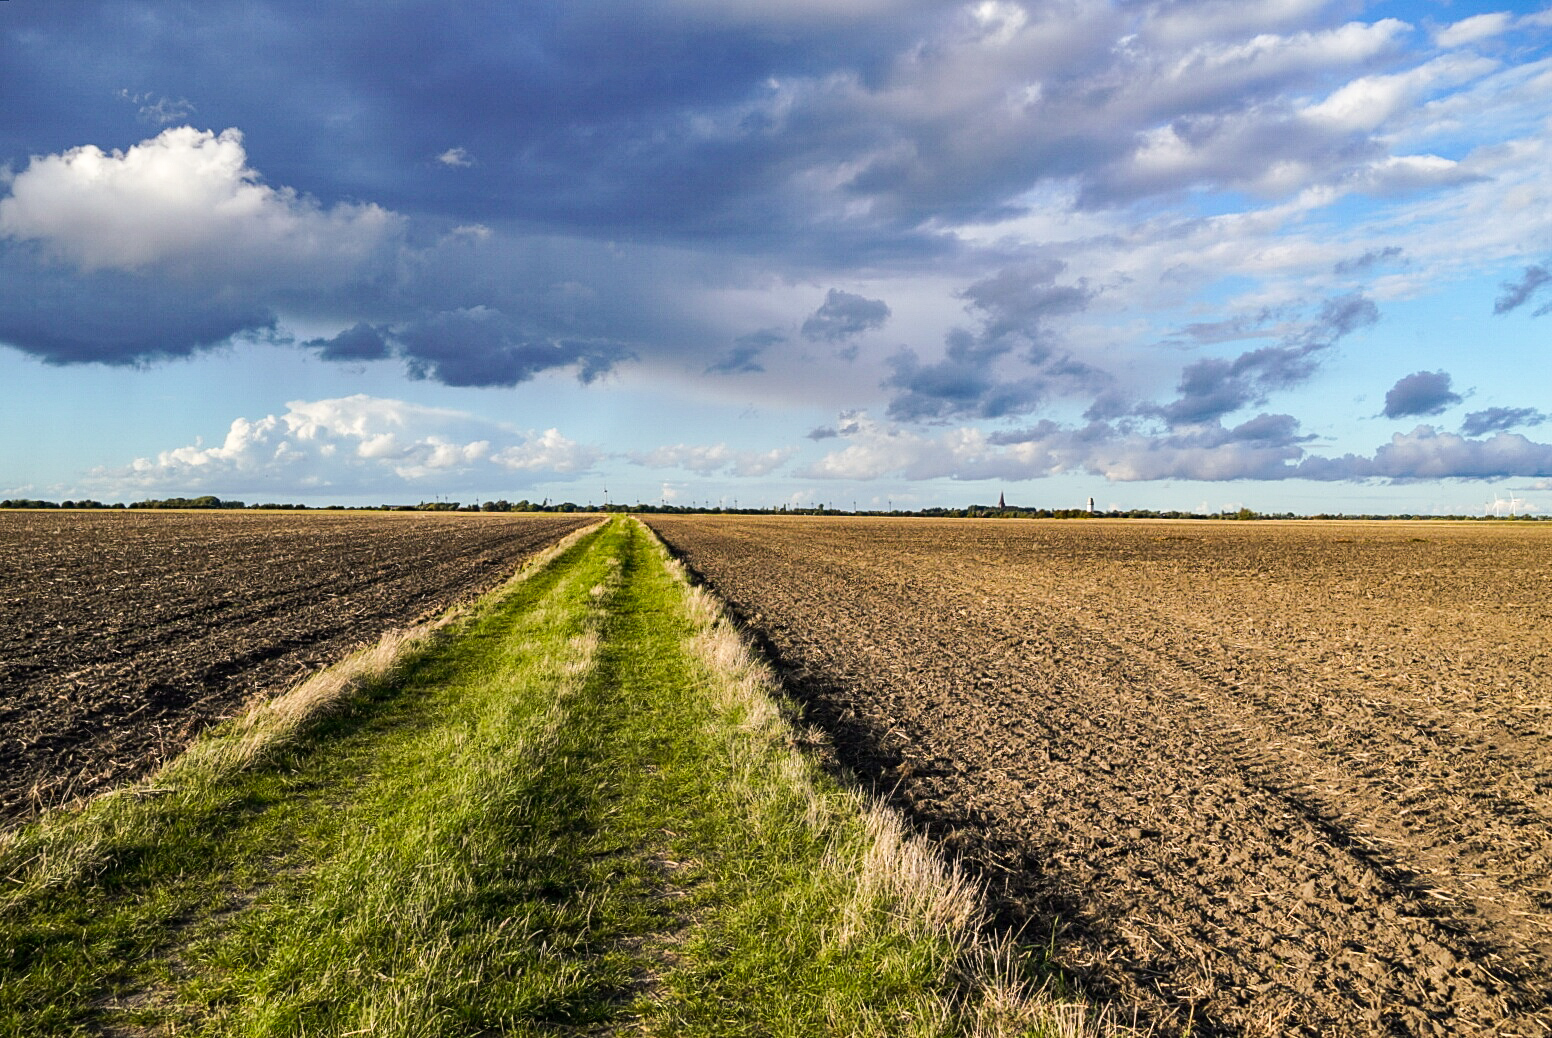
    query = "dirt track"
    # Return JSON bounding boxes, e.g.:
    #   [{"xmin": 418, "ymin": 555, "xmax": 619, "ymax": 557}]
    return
[
  {"xmin": 647, "ymin": 516, "xmax": 1552, "ymax": 1037},
  {"xmin": 0, "ymin": 510, "xmax": 591, "ymax": 823}
]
